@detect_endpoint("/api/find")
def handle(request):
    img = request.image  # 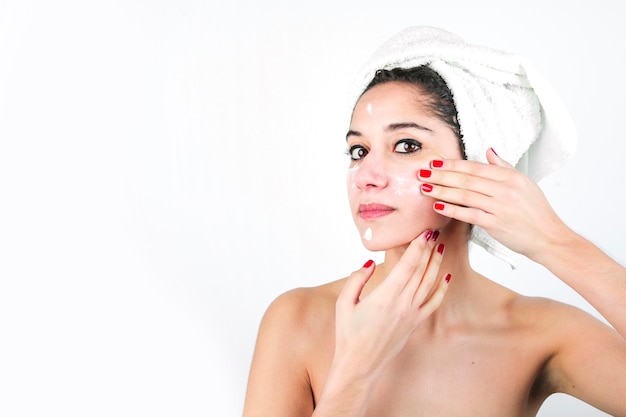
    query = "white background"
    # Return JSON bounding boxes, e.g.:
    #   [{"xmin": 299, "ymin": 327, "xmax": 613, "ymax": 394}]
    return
[{"xmin": 1, "ymin": 0, "xmax": 625, "ymax": 416}]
